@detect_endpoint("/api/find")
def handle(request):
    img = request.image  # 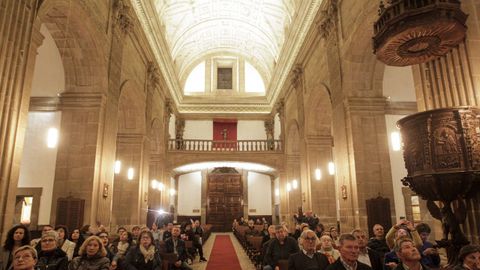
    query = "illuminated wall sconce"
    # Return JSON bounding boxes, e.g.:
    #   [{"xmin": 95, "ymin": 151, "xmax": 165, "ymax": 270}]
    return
[
  {"xmin": 315, "ymin": 168, "xmax": 322, "ymax": 181},
  {"xmin": 47, "ymin": 128, "xmax": 59, "ymax": 148},
  {"xmin": 158, "ymin": 182, "xmax": 165, "ymax": 191},
  {"xmin": 292, "ymin": 179, "xmax": 298, "ymax": 189},
  {"xmin": 328, "ymin": 162, "xmax": 335, "ymax": 175},
  {"xmin": 275, "ymin": 188, "xmax": 280, "ymax": 196},
  {"xmin": 169, "ymin": 188, "xmax": 176, "ymax": 196},
  {"xmin": 286, "ymin": 182, "xmax": 292, "ymax": 192},
  {"xmin": 151, "ymin": 179, "xmax": 159, "ymax": 189},
  {"xmin": 114, "ymin": 160, "xmax": 122, "ymax": 174},
  {"xmin": 127, "ymin": 168, "xmax": 134, "ymax": 180},
  {"xmin": 391, "ymin": 131, "xmax": 402, "ymax": 151}
]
